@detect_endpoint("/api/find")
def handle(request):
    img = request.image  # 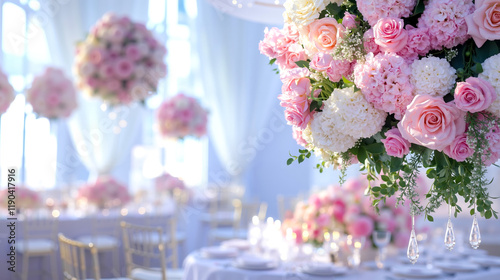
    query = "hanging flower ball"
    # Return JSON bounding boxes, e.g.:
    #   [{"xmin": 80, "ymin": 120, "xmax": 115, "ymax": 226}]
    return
[
  {"xmin": 0, "ymin": 68, "xmax": 15, "ymax": 115},
  {"xmin": 156, "ymin": 93, "xmax": 208, "ymax": 139},
  {"xmin": 27, "ymin": 67, "xmax": 77, "ymax": 119},
  {"xmin": 74, "ymin": 13, "xmax": 167, "ymax": 105}
]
